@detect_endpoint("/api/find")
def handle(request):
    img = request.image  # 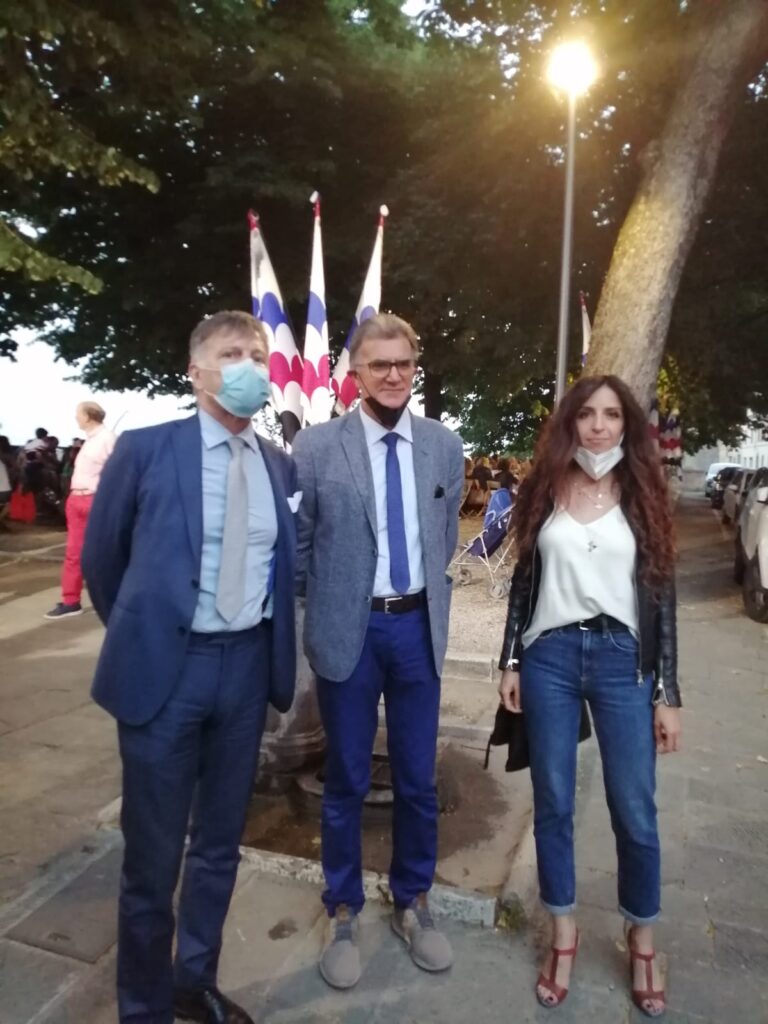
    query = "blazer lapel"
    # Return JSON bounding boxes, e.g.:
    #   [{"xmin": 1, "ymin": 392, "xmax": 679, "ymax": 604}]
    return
[
  {"xmin": 411, "ymin": 415, "xmax": 434, "ymax": 541},
  {"xmin": 341, "ymin": 409, "xmax": 377, "ymax": 540},
  {"xmin": 257, "ymin": 436, "xmax": 292, "ymax": 552},
  {"xmin": 172, "ymin": 415, "xmax": 203, "ymax": 560}
]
